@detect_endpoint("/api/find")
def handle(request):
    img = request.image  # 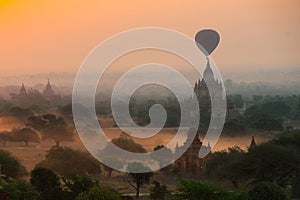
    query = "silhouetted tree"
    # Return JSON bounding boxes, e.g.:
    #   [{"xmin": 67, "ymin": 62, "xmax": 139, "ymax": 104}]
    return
[
  {"xmin": 0, "ymin": 131, "xmax": 10, "ymax": 147},
  {"xmin": 76, "ymin": 186, "xmax": 120, "ymax": 200},
  {"xmin": 149, "ymin": 180, "xmax": 168, "ymax": 200},
  {"xmin": 9, "ymin": 107, "xmax": 33, "ymax": 120},
  {"xmin": 10, "ymin": 127, "xmax": 40, "ymax": 147},
  {"xmin": 152, "ymin": 145, "xmax": 173, "ymax": 169},
  {"xmin": 30, "ymin": 167, "xmax": 62, "ymax": 200},
  {"xmin": 102, "ymin": 156, "xmax": 123, "ymax": 178},
  {"xmin": 42, "ymin": 116, "xmax": 73, "ymax": 146},
  {"xmin": 228, "ymin": 94, "xmax": 244, "ymax": 109},
  {"xmin": 248, "ymin": 182, "xmax": 290, "ymax": 200},
  {"xmin": 222, "ymin": 118, "xmax": 246, "ymax": 136},
  {"xmin": 0, "ymin": 150, "xmax": 27, "ymax": 178},
  {"xmin": 205, "ymin": 146, "xmax": 246, "ymax": 189},
  {"xmin": 37, "ymin": 146, "xmax": 101, "ymax": 176},
  {"xmin": 63, "ymin": 174, "xmax": 99, "ymax": 199},
  {"xmin": 174, "ymin": 179, "xmax": 247, "ymax": 200},
  {"xmin": 27, "ymin": 114, "xmax": 74, "ymax": 146},
  {"xmin": 126, "ymin": 162, "xmax": 153, "ymax": 200},
  {"xmin": 111, "ymin": 133, "xmax": 146, "ymax": 153},
  {"xmin": 0, "ymin": 180, "xmax": 40, "ymax": 200}
]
